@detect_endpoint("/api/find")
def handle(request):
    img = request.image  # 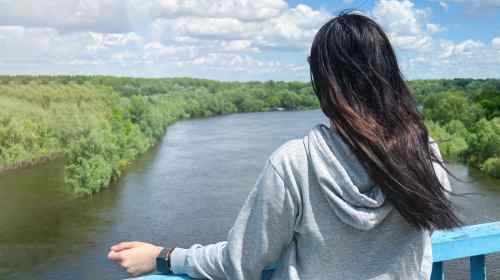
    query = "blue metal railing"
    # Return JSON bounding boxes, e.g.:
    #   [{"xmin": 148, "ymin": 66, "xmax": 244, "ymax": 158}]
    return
[
  {"xmin": 430, "ymin": 221, "xmax": 500, "ymax": 280},
  {"xmin": 134, "ymin": 222, "xmax": 500, "ymax": 280}
]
